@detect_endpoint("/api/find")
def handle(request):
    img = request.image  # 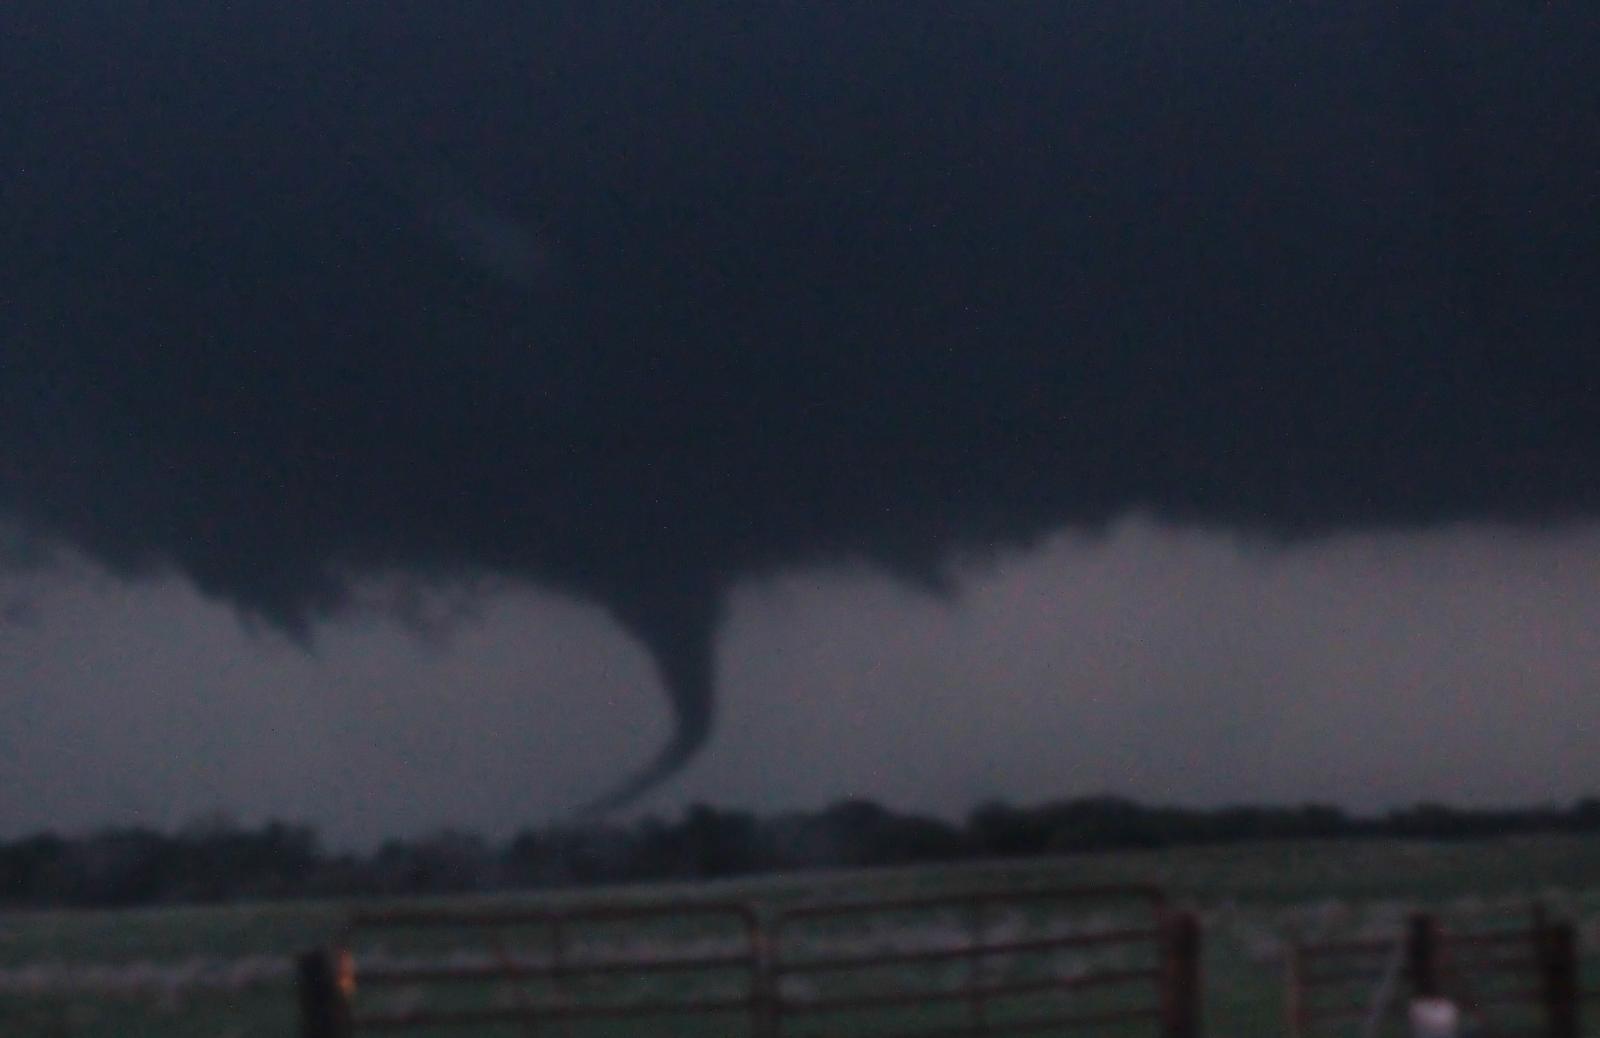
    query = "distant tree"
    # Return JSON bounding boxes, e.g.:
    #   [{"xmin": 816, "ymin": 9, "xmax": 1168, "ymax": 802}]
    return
[
  {"xmin": 370, "ymin": 830, "xmax": 492, "ymax": 894},
  {"xmin": 5, "ymin": 794, "xmax": 1600, "ymax": 908}
]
